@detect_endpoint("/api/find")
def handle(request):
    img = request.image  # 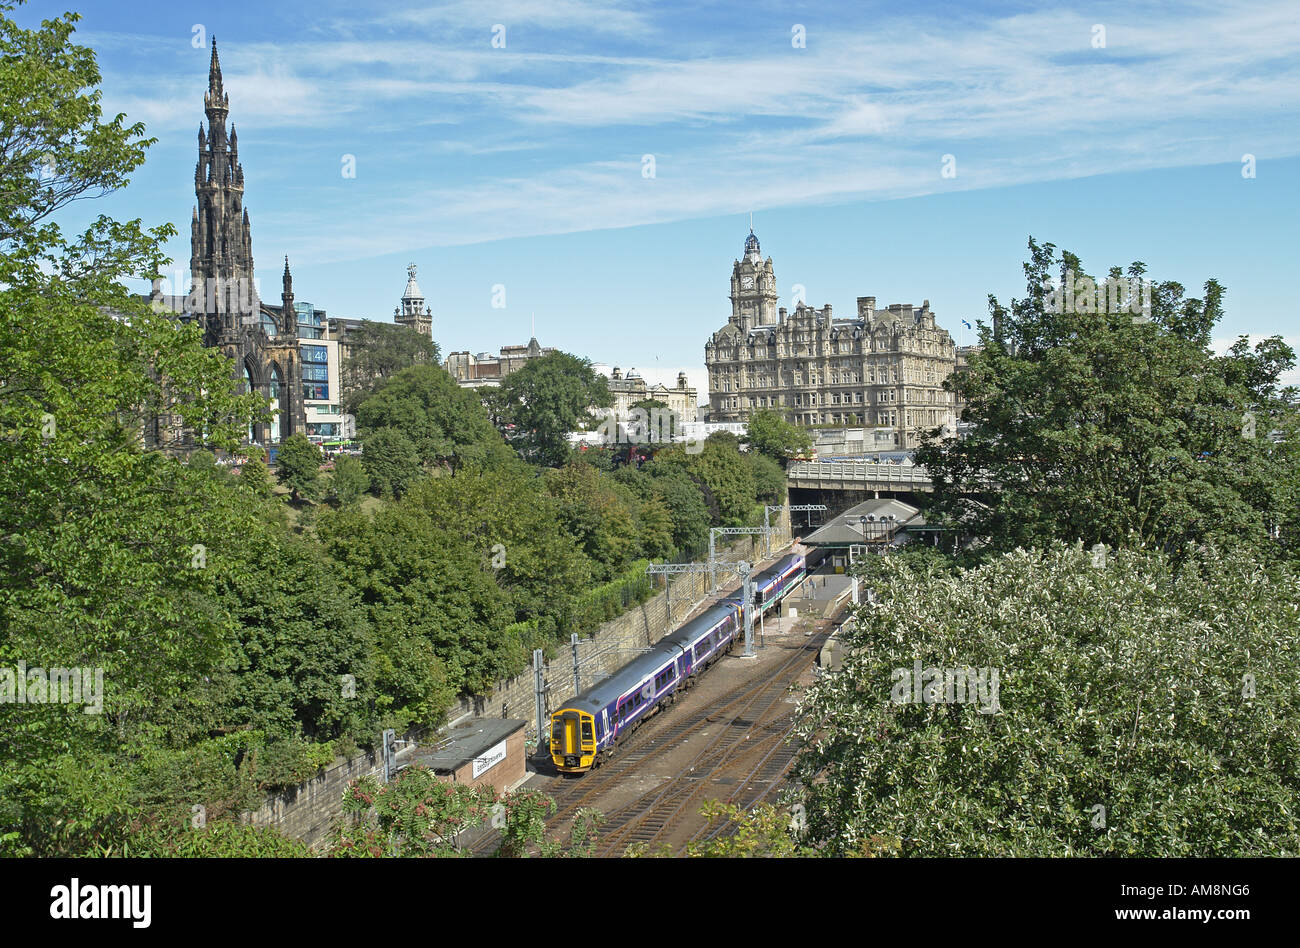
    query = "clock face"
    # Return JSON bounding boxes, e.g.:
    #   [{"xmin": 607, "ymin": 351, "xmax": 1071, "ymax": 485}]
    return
[{"xmin": 741, "ymin": 276, "xmax": 754, "ymax": 290}]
